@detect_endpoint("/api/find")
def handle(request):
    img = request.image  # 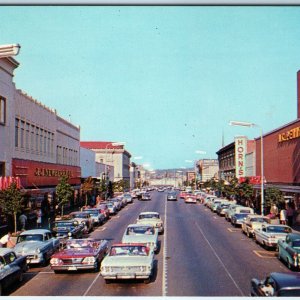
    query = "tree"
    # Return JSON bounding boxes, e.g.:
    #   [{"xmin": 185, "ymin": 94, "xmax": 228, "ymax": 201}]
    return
[
  {"xmin": 56, "ymin": 175, "xmax": 74, "ymax": 216},
  {"xmin": 0, "ymin": 182, "xmax": 24, "ymax": 233},
  {"xmin": 263, "ymin": 187, "xmax": 284, "ymax": 214},
  {"xmin": 235, "ymin": 178, "xmax": 254, "ymax": 206},
  {"xmin": 81, "ymin": 176, "xmax": 94, "ymax": 206}
]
